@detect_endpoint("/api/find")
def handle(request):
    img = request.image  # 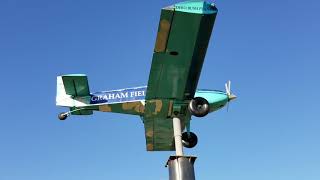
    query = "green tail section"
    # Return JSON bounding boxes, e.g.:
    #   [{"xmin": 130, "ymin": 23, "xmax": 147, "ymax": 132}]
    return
[{"xmin": 62, "ymin": 74, "xmax": 90, "ymax": 97}]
